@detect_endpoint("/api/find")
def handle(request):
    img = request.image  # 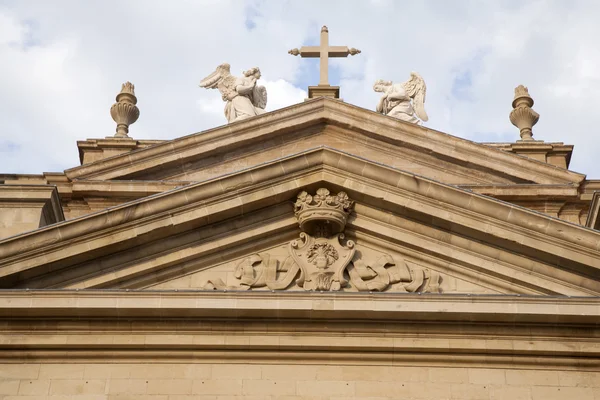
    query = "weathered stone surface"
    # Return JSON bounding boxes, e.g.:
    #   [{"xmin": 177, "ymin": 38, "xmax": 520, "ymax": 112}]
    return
[
  {"xmin": 1, "ymin": 80, "xmax": 600, "ymax": 400},
  {"xmin": 374, "ymin": 72, "xmax": 428, "ymax": 124},
  {"xmin": 110, "ymin": 81, "xmax": 140, "ymax": 138},
  {"xmin": 0, "ymin": 185, "xmax": 64, "ymax": 239},
  {"xmin": 510, "ymin": 85, "xmax": 539, "ymax": 140},
  {"xmin": 199, "ymin": 63, "xmax": 267, "ymax": 123},
  {"xmin": 1, "ymin": 148, "xmax": 599, "ymax": 295}
]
